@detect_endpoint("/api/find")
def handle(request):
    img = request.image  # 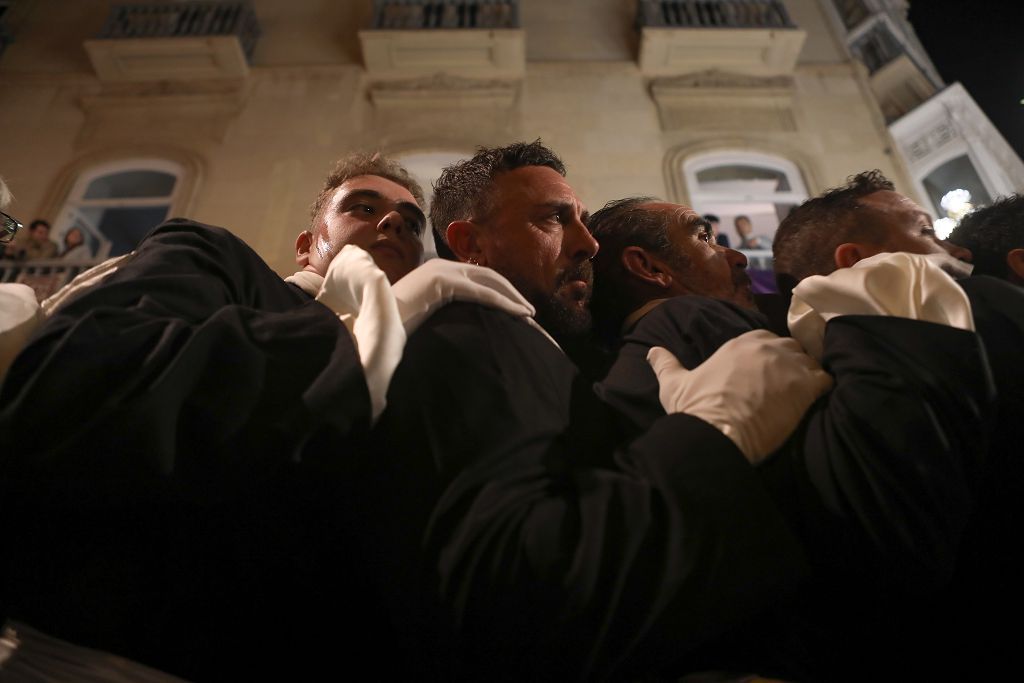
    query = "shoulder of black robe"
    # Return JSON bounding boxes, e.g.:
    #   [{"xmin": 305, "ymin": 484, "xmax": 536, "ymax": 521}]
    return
[
  {"xmin": 597, "ymin": 297, "xmax": 996, "ymax": 680},
  {"xmin": 918, "ymin": 274, "xmax": 1024, "ymax": 679},
  {"xmin": 359, "ymin": 300, "xmax": 806, "ymax": 680},
  {"xmin": 596, "ymin": 296, "xmax": 768, "ymax": 434},
  {"xmin": 0, "ymin": 219, "xmax": 376, "ymax": 680},
  {"xmin": 753, "ymin": 291, "xmax": 792, "ymax": 337}
]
